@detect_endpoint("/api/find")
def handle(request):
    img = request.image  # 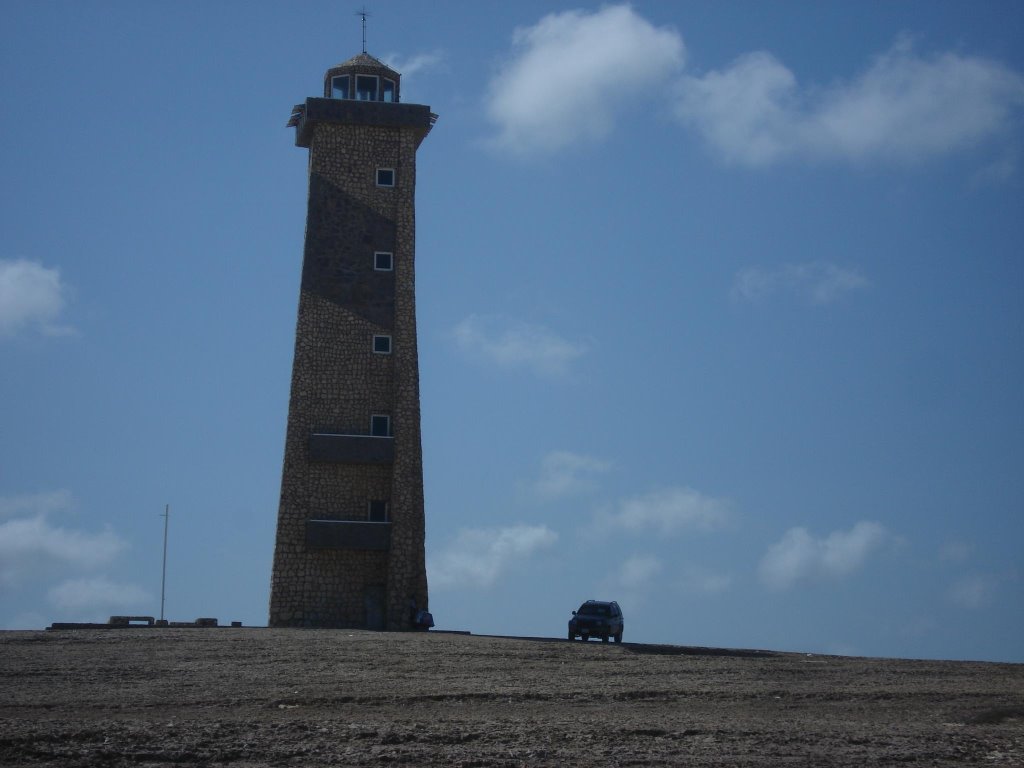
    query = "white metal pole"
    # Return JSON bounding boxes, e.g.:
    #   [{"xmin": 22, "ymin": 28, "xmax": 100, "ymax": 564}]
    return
[{"xmin": 160, "ymin": 504, "xmax": 169, "ymax": 622}]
